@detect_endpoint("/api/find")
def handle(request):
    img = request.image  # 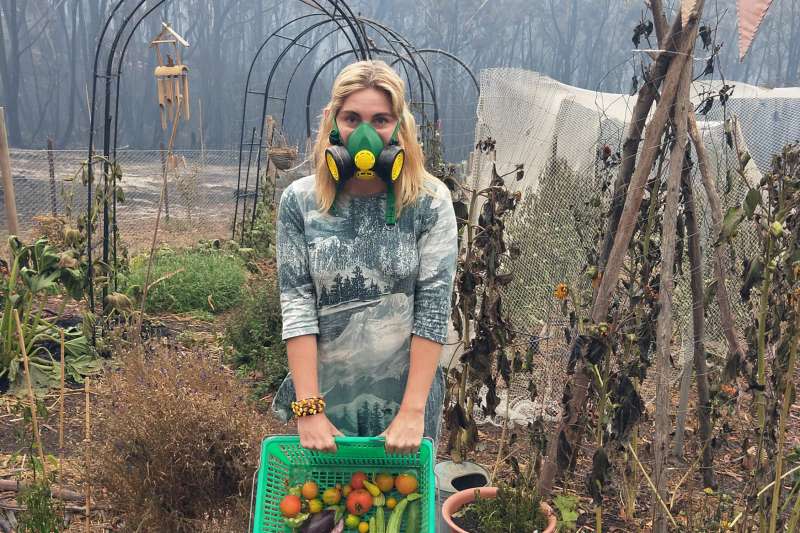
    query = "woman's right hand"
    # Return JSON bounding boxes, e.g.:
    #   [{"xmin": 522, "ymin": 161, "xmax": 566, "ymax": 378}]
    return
[{"xmin": 297, "ymin": 413, "xmax": 343, "ymax": 453}]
